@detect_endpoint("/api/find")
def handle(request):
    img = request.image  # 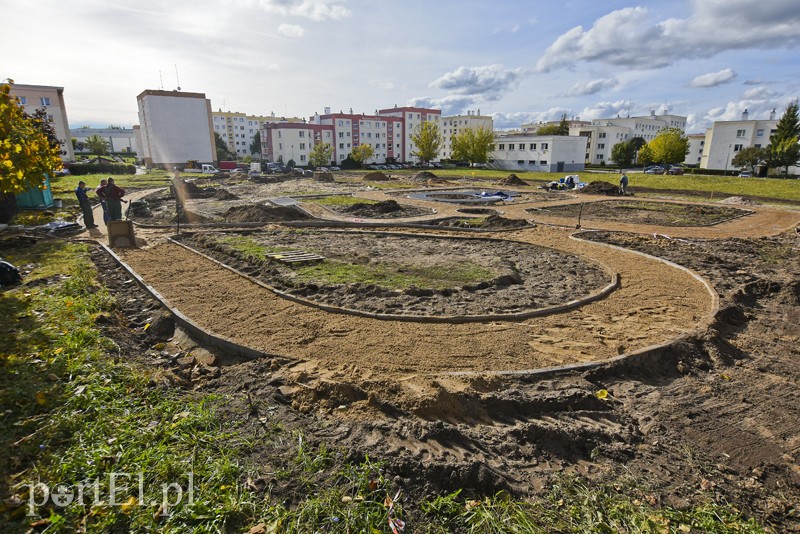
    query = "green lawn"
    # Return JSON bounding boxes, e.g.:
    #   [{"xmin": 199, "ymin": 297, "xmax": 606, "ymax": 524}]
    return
[{"xmin": 49, "ymin": 171, "xmax": 172, "ymax": 196}]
